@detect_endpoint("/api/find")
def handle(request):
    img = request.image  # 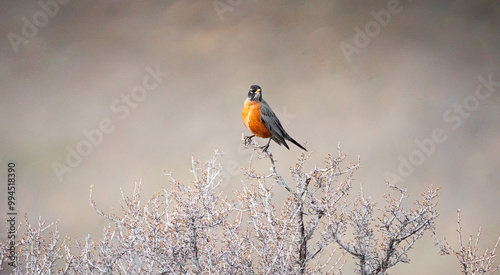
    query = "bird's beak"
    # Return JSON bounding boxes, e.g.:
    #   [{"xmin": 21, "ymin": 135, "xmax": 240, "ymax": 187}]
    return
[{"xmin": 255, "ymin": 89, "xmax": 261, "ymax": 93}]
